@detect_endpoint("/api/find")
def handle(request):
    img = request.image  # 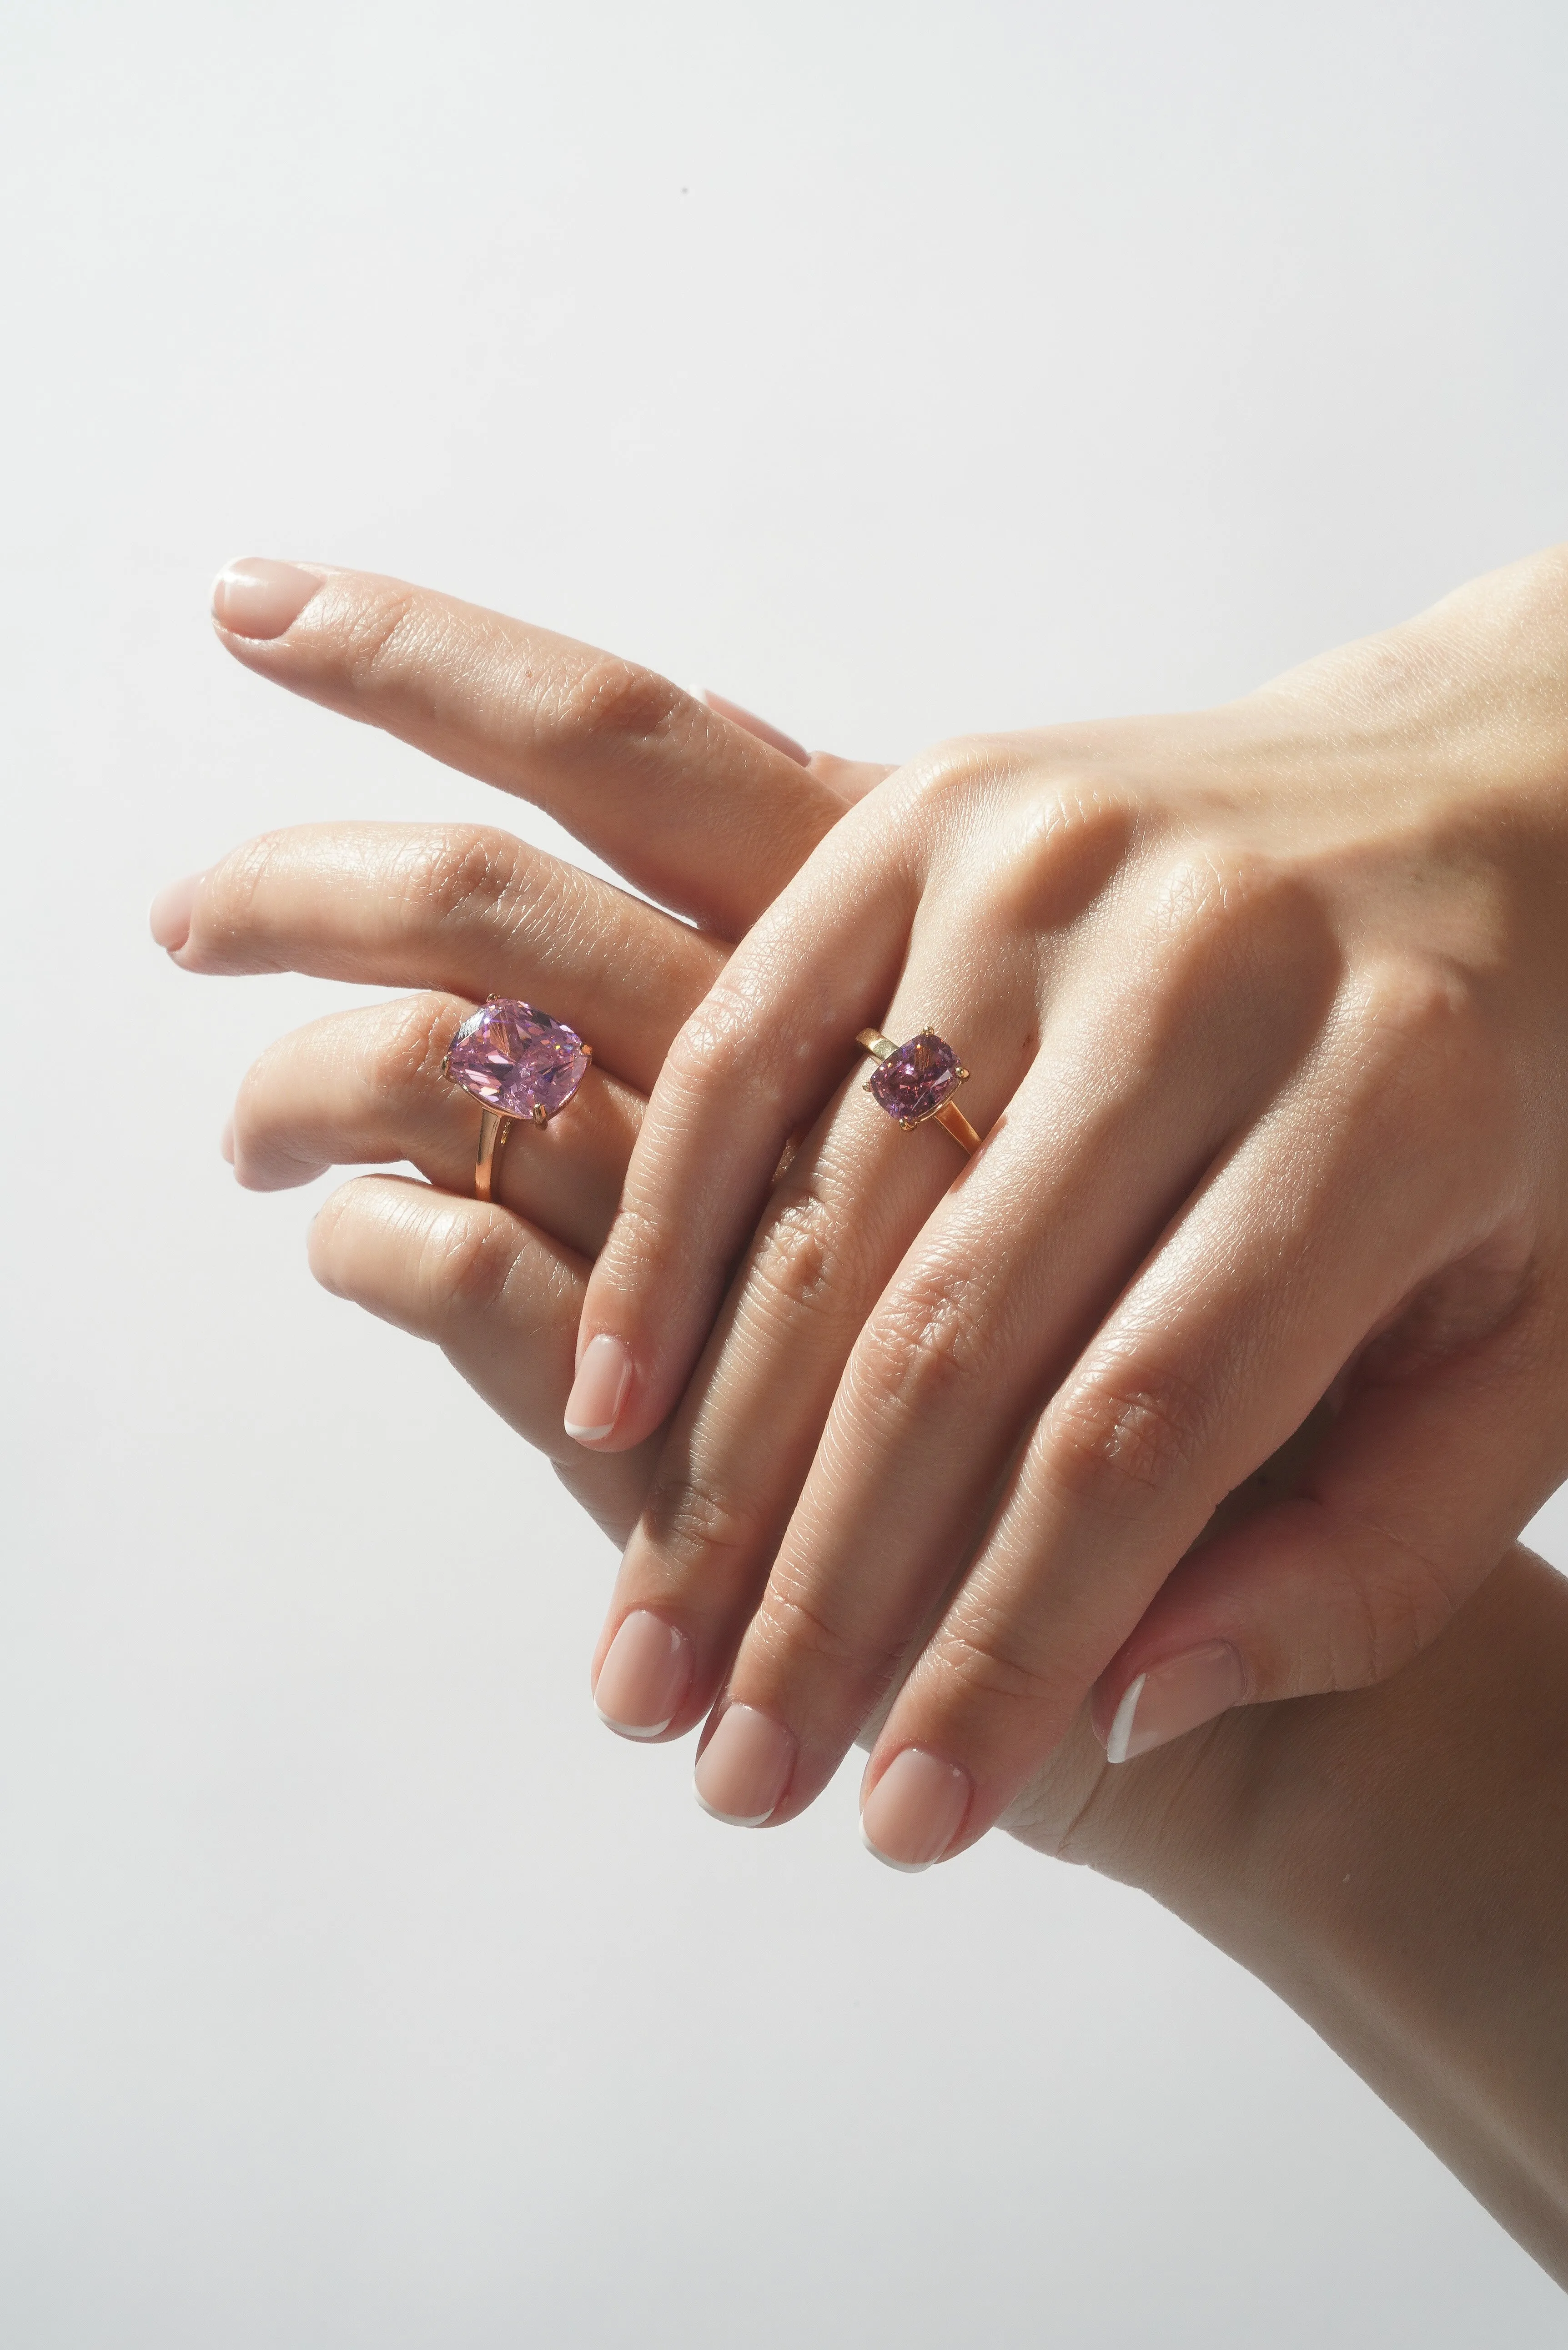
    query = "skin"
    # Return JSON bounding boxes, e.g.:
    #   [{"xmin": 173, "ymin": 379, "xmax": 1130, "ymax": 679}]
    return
[
  {"xmin": 157, "ymin": 559, "xmax": 1568, "ymax": 2278},
  {"xmin": 571, "ymin": 547, "xmax": 1568, "ymax": 1862}
]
